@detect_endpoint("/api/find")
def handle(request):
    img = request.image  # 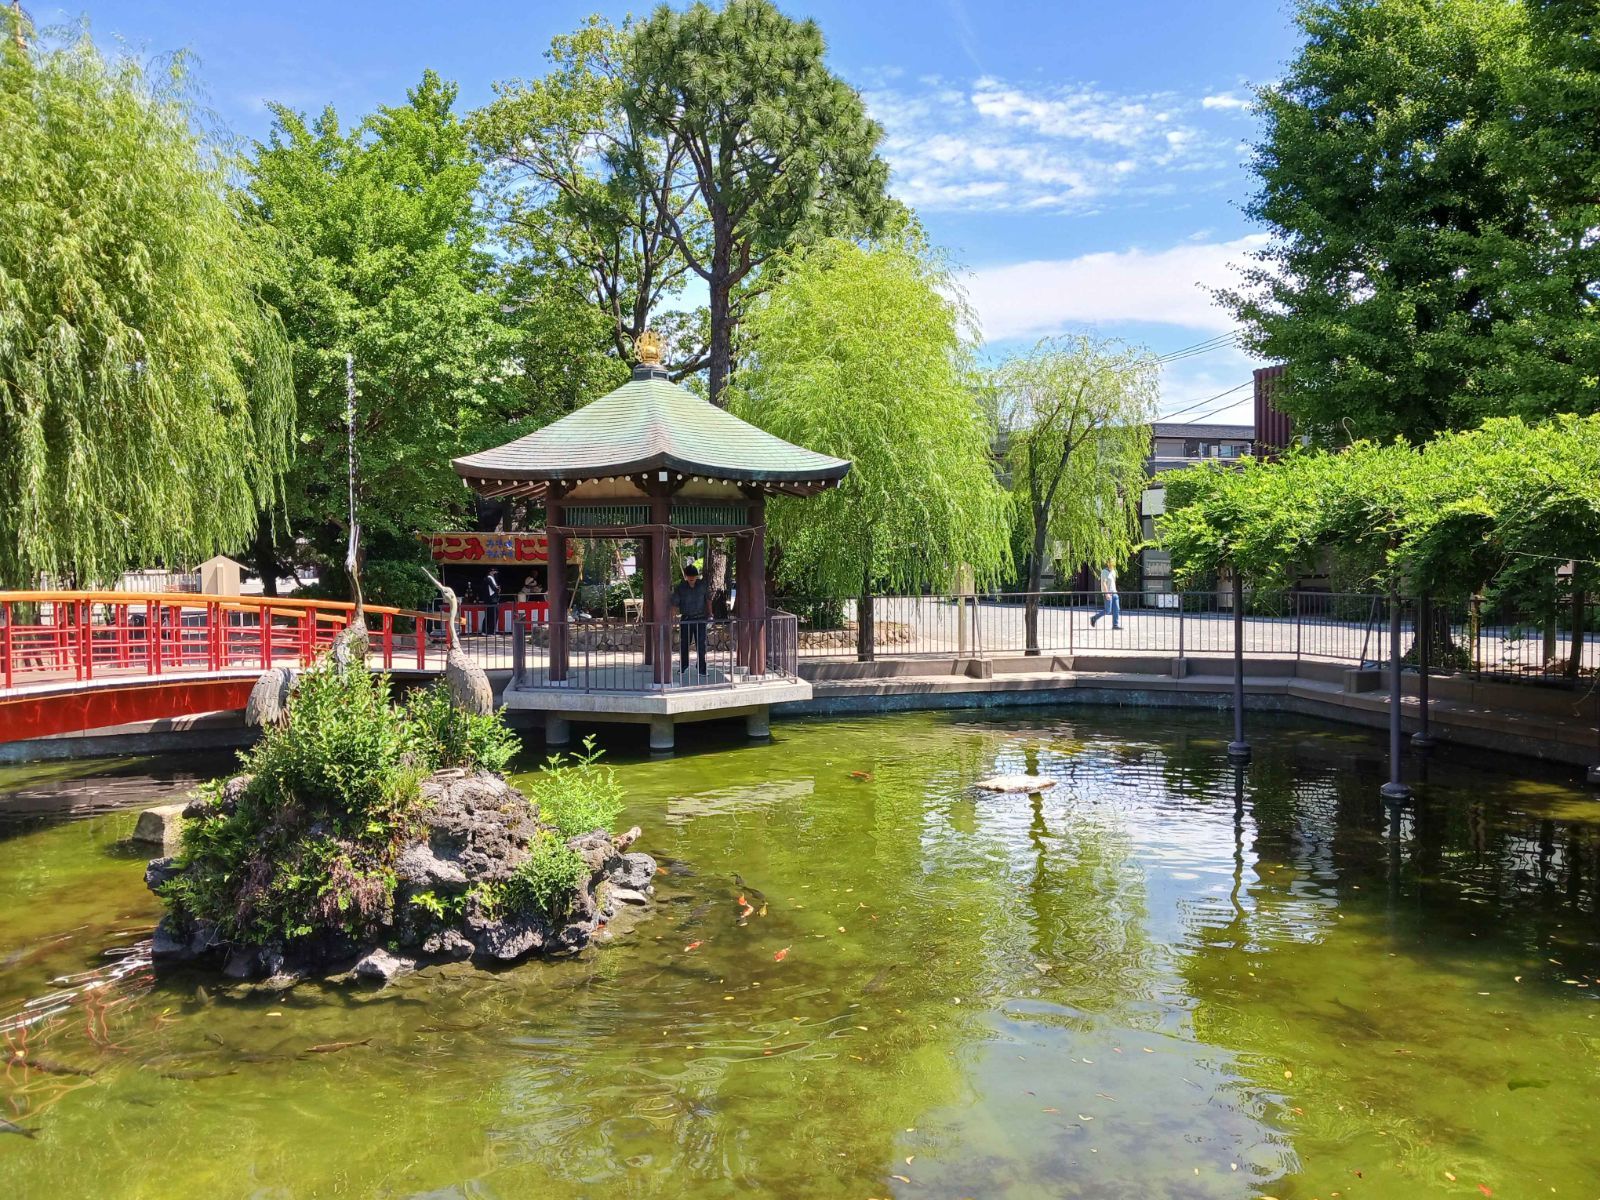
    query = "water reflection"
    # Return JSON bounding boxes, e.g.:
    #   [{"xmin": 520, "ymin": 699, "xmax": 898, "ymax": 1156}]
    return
[{"xmin": 1, "ymin": 709, "xmax": 1598, "ymax": 1197}]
